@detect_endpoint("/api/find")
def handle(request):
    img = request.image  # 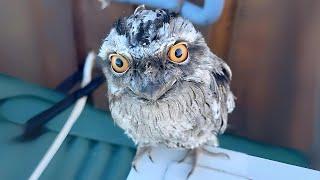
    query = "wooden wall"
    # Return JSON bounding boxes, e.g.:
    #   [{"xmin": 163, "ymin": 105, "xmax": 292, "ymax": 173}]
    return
[
  {"xmin": 0, "ymin": 0, "xmax": 319, "ymax": 168},
  {"xmin": 0, "ymin": 0, "xmax": 78, "ymax": 87},
  {"xmin": 226, "ymin": 0, "xmax": 319, "ymax": 156}
]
